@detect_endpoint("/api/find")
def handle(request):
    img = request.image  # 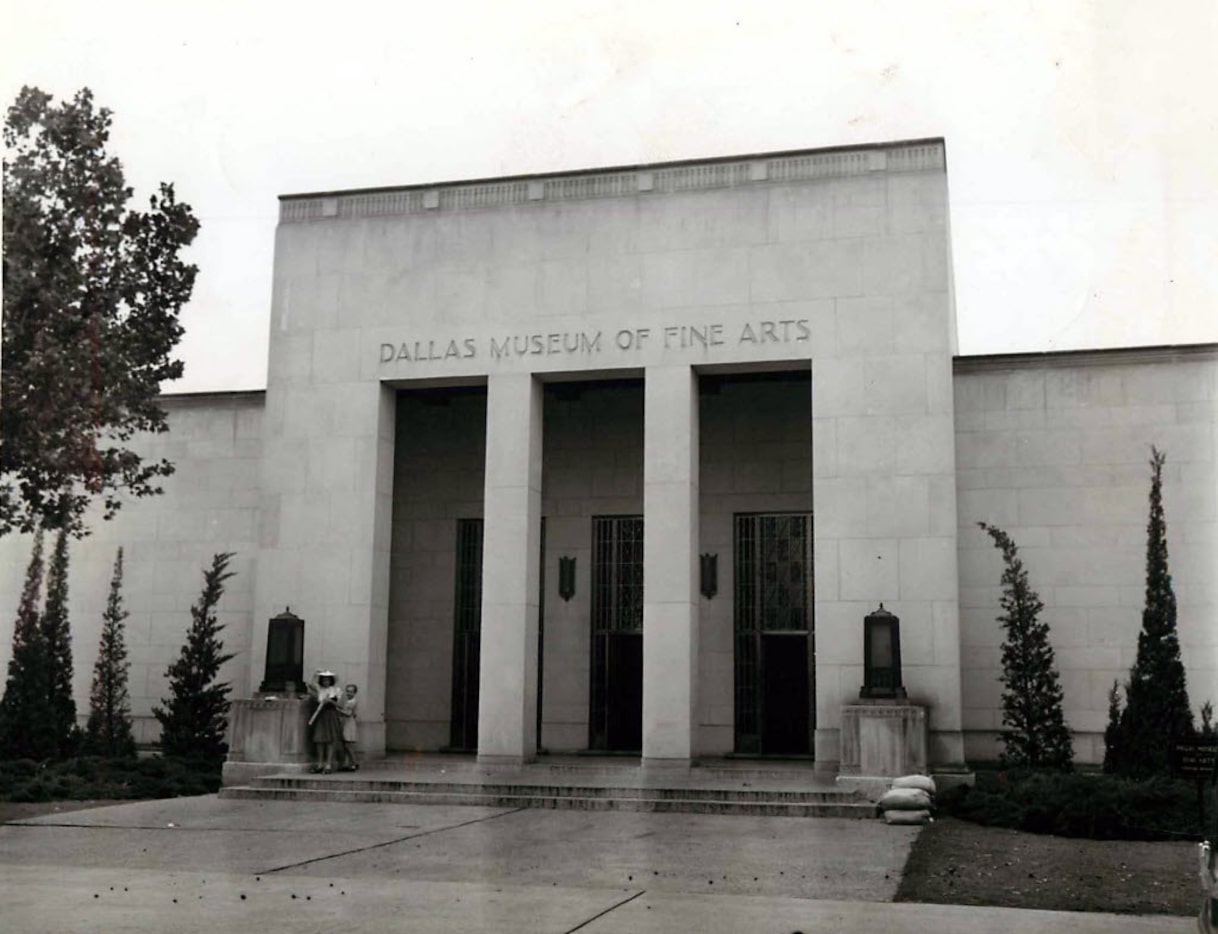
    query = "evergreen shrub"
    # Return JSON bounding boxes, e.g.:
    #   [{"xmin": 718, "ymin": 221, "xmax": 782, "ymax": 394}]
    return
[
  {"xmin": 0, "ymin": 755, "xmax": 222, "ymax": 802},
  {"xmin": 939, "ymin": 770, "xmax": 1203, "ymax": 840}
]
